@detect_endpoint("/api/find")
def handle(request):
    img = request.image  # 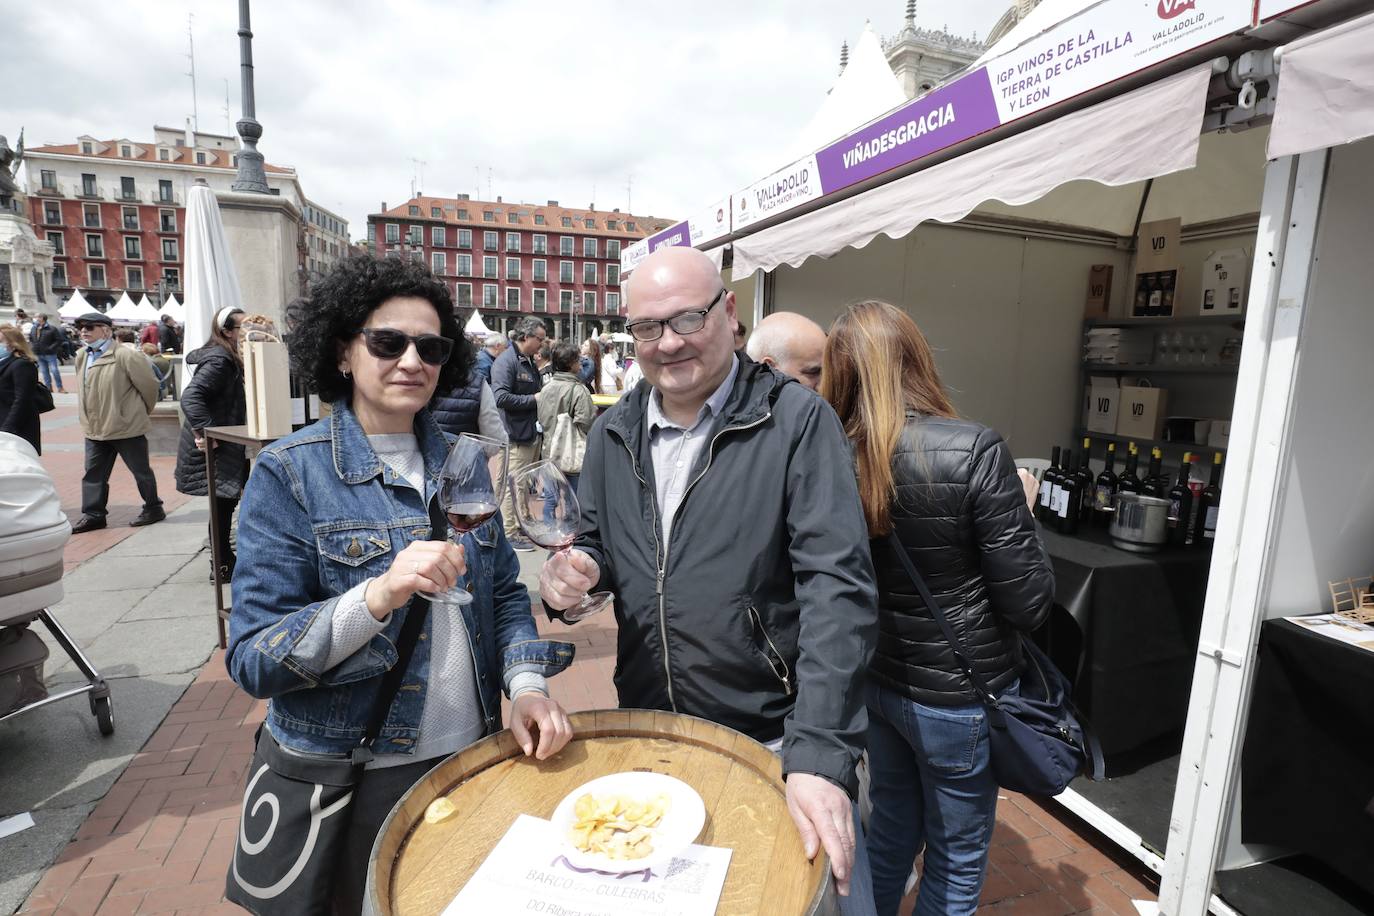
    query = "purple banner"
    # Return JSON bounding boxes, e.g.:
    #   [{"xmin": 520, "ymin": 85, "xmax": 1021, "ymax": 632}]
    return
[
  {"xmin": 646, "ymin": 220, "xmax": 691, "ymax": 252},
  {"xmin": 815, "ymin": 67, "xmax": 1002, "ymax": 195}
]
